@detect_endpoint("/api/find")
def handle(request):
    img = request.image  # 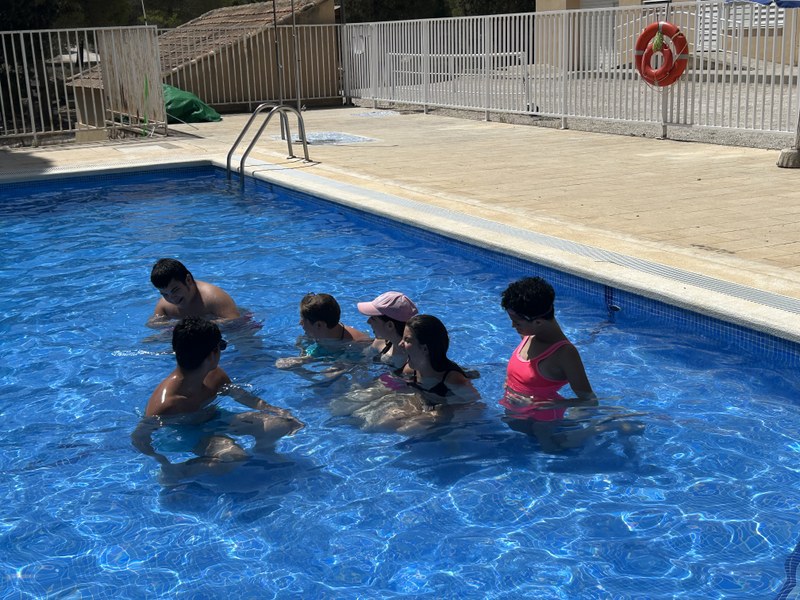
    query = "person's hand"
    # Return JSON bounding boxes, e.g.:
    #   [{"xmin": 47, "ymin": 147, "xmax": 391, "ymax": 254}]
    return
[{"xmin": 276, "ymin": 356, "xmax": 306, "ymax": 369}]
